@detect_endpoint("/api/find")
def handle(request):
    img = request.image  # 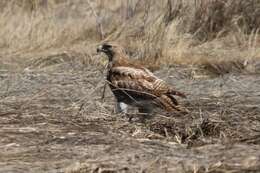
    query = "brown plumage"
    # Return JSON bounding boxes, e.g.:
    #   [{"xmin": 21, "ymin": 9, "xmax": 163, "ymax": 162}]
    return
[{"xmin": 97, "ymin": 43, "xmax": 186, "ymax": 114}]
